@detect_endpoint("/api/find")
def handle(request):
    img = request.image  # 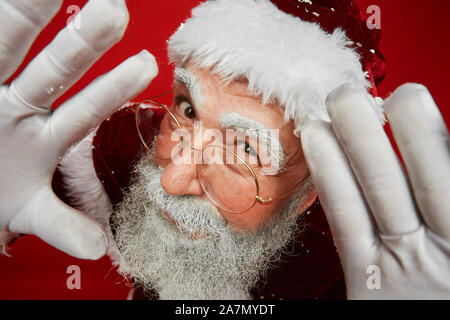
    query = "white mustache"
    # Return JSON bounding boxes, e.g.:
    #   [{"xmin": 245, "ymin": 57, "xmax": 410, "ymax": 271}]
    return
[{"xmin": 137, "ymin": 158, "xmax": 228, "ymax": 237}]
